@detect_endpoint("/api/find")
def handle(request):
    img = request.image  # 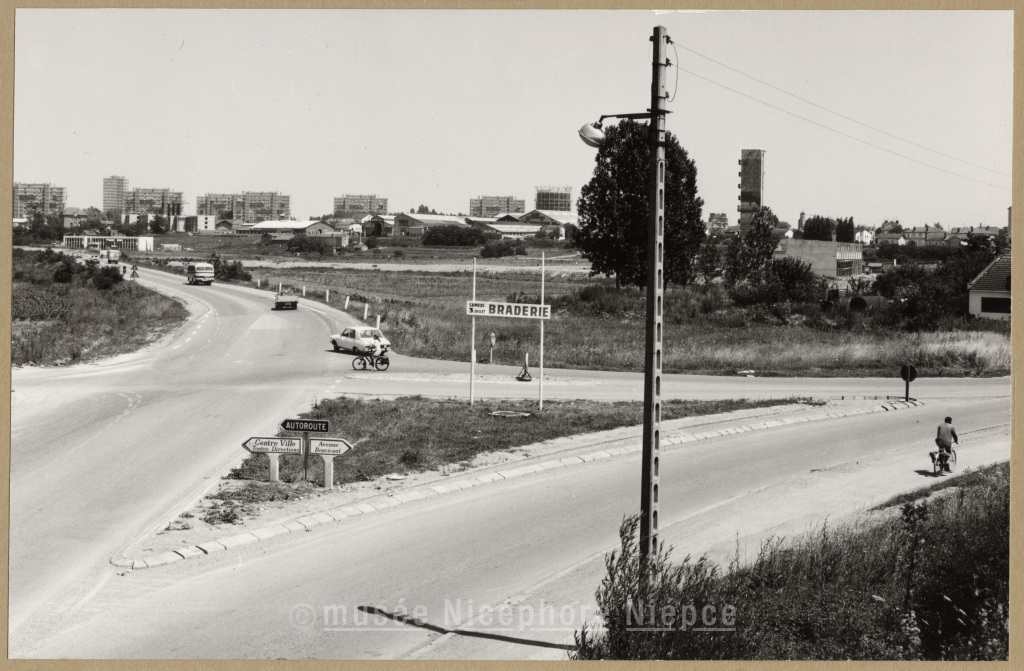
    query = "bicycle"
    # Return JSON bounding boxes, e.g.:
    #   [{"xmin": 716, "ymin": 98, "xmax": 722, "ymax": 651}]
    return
[
  {"xmin": 352, "ymin": 345, "xmax": 391, "ymax": 371},
  {"xmin": 930, "ymin": 444, "xmax": 957, "ymax": 476}
]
